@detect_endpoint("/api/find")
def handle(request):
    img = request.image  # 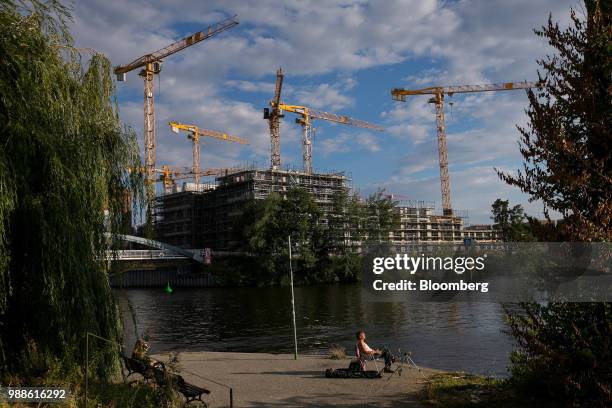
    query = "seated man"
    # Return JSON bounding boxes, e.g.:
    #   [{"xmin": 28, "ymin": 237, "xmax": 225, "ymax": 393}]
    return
[
  {"xmin": 130, "ymin": 338, "xmax": 167, "ymax": 384},
  {"xmin": 355, "ymin": 329, "xmax": 394, "ymax": 372},
  {"xmin": 132, "ymin": 338, "xmax": 151, "ymax": 363},
  {"xmin": 132, "ymin": 338, "xmax": 163, "ymax": 369}
]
